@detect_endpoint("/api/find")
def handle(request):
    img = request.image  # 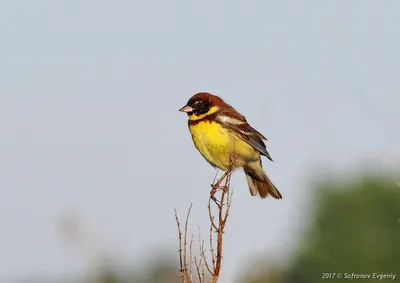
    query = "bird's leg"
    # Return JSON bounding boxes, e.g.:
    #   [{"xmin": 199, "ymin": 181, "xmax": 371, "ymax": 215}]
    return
[
  {"xmin": 210, "ymin": 168, "xmax": 232, "ymax": 201},
  {"xmin": 209, "ymin": 153, "xmax": 236, "ymax": 199}
]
